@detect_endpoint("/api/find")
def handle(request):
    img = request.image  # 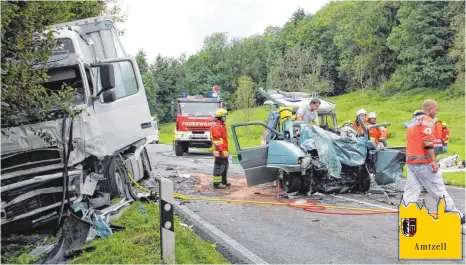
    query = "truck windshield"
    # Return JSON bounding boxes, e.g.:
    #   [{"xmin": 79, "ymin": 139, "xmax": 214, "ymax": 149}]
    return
[
  {"xmin": 178, "ymin": 102, "xmax": 219, "ymax": 116},
  {"xmin": 40, "ymin": 65, "xmax": 85, "ymax": 105}
]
